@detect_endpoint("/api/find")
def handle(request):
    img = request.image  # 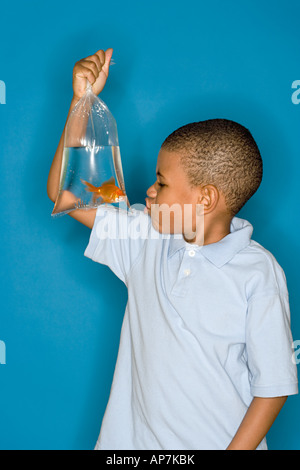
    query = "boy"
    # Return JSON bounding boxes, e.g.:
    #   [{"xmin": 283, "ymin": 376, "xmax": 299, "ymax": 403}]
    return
[{"xmin": 47, "ymin": 48, "xmax": 298, "ymax": 450}]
